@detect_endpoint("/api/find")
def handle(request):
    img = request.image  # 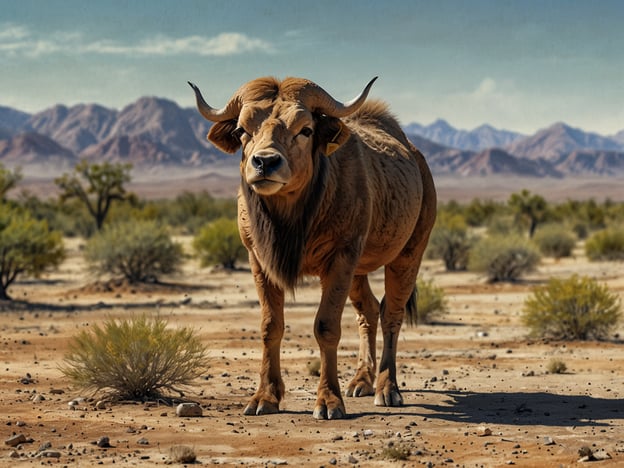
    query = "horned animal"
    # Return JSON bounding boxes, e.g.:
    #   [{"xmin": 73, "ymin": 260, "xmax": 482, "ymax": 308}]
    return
[{"xmin": 189, "ymin": 76, "xmax": 436, "ymax": 419}]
